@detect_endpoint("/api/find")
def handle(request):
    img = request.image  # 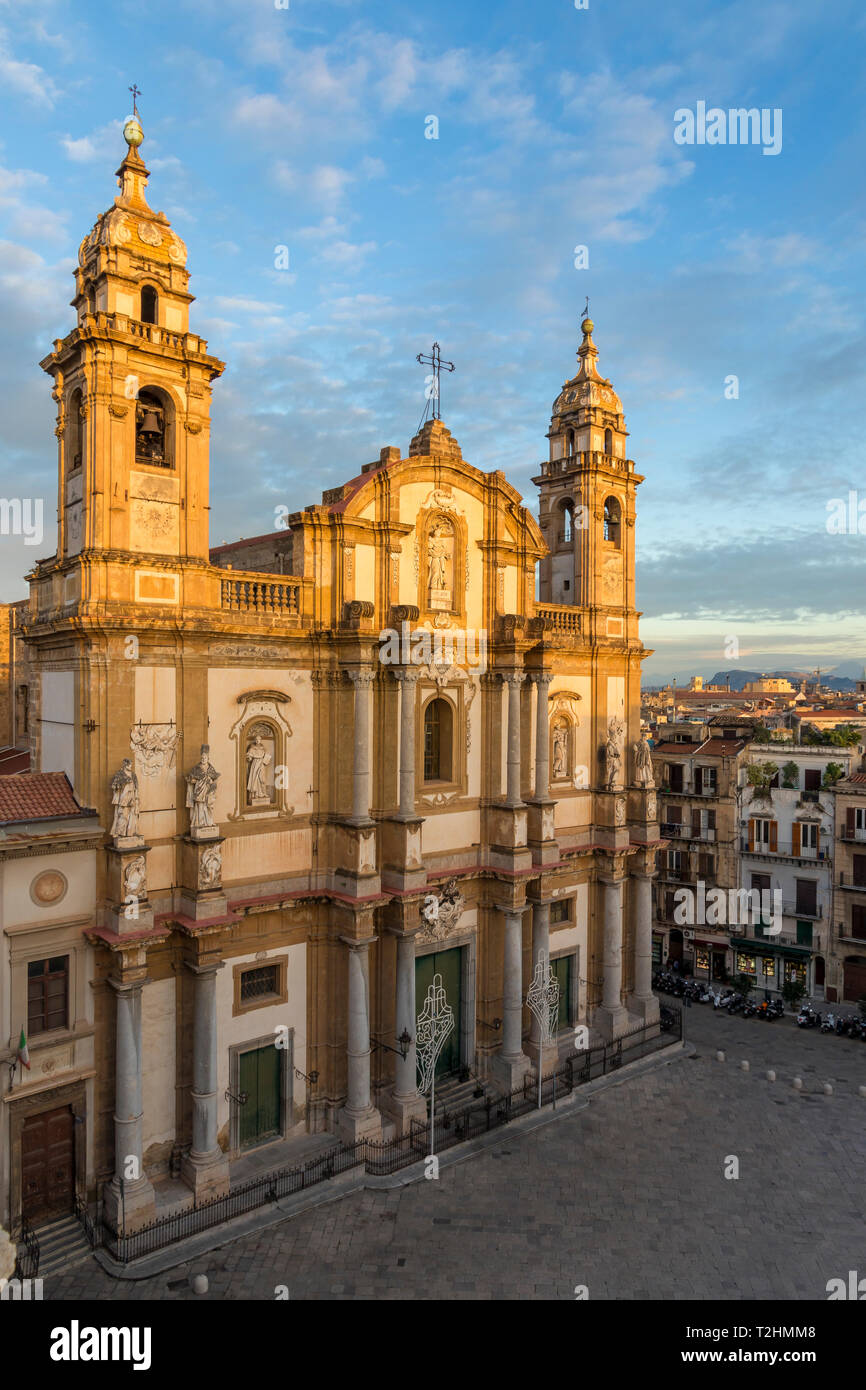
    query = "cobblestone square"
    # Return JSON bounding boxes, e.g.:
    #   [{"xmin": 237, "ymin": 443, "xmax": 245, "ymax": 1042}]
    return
[{"xmin": 45, "ymin": 1003, "xmax": 866, "ymax": 1301}]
